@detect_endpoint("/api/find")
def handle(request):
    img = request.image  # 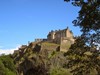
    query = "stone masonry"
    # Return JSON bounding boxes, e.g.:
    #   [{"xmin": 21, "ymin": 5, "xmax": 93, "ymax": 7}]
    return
[{"xmin": 35, "ymin": 27, "xmax": 75, "ymax": 52}]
